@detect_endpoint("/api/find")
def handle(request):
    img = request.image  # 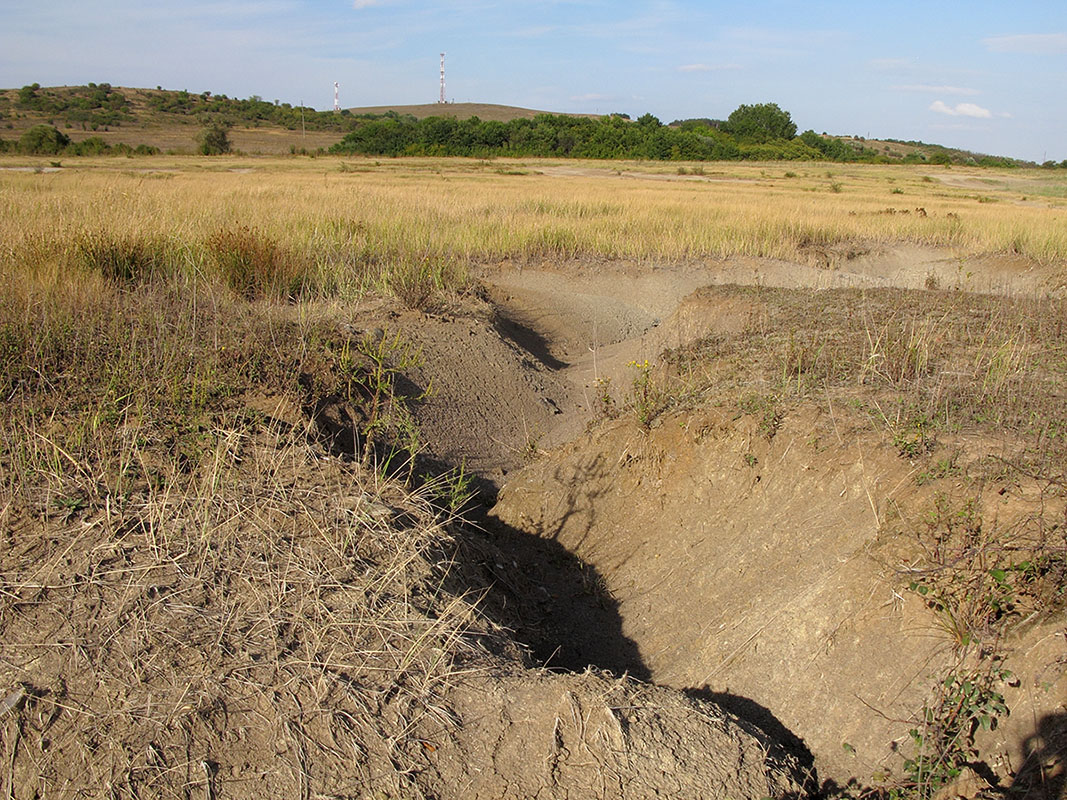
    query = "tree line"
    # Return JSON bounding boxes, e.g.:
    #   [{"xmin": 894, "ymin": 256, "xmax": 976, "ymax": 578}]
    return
[{"xmin": 330, "ymin": 103, "xmax": 888, "ymax": 162}]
